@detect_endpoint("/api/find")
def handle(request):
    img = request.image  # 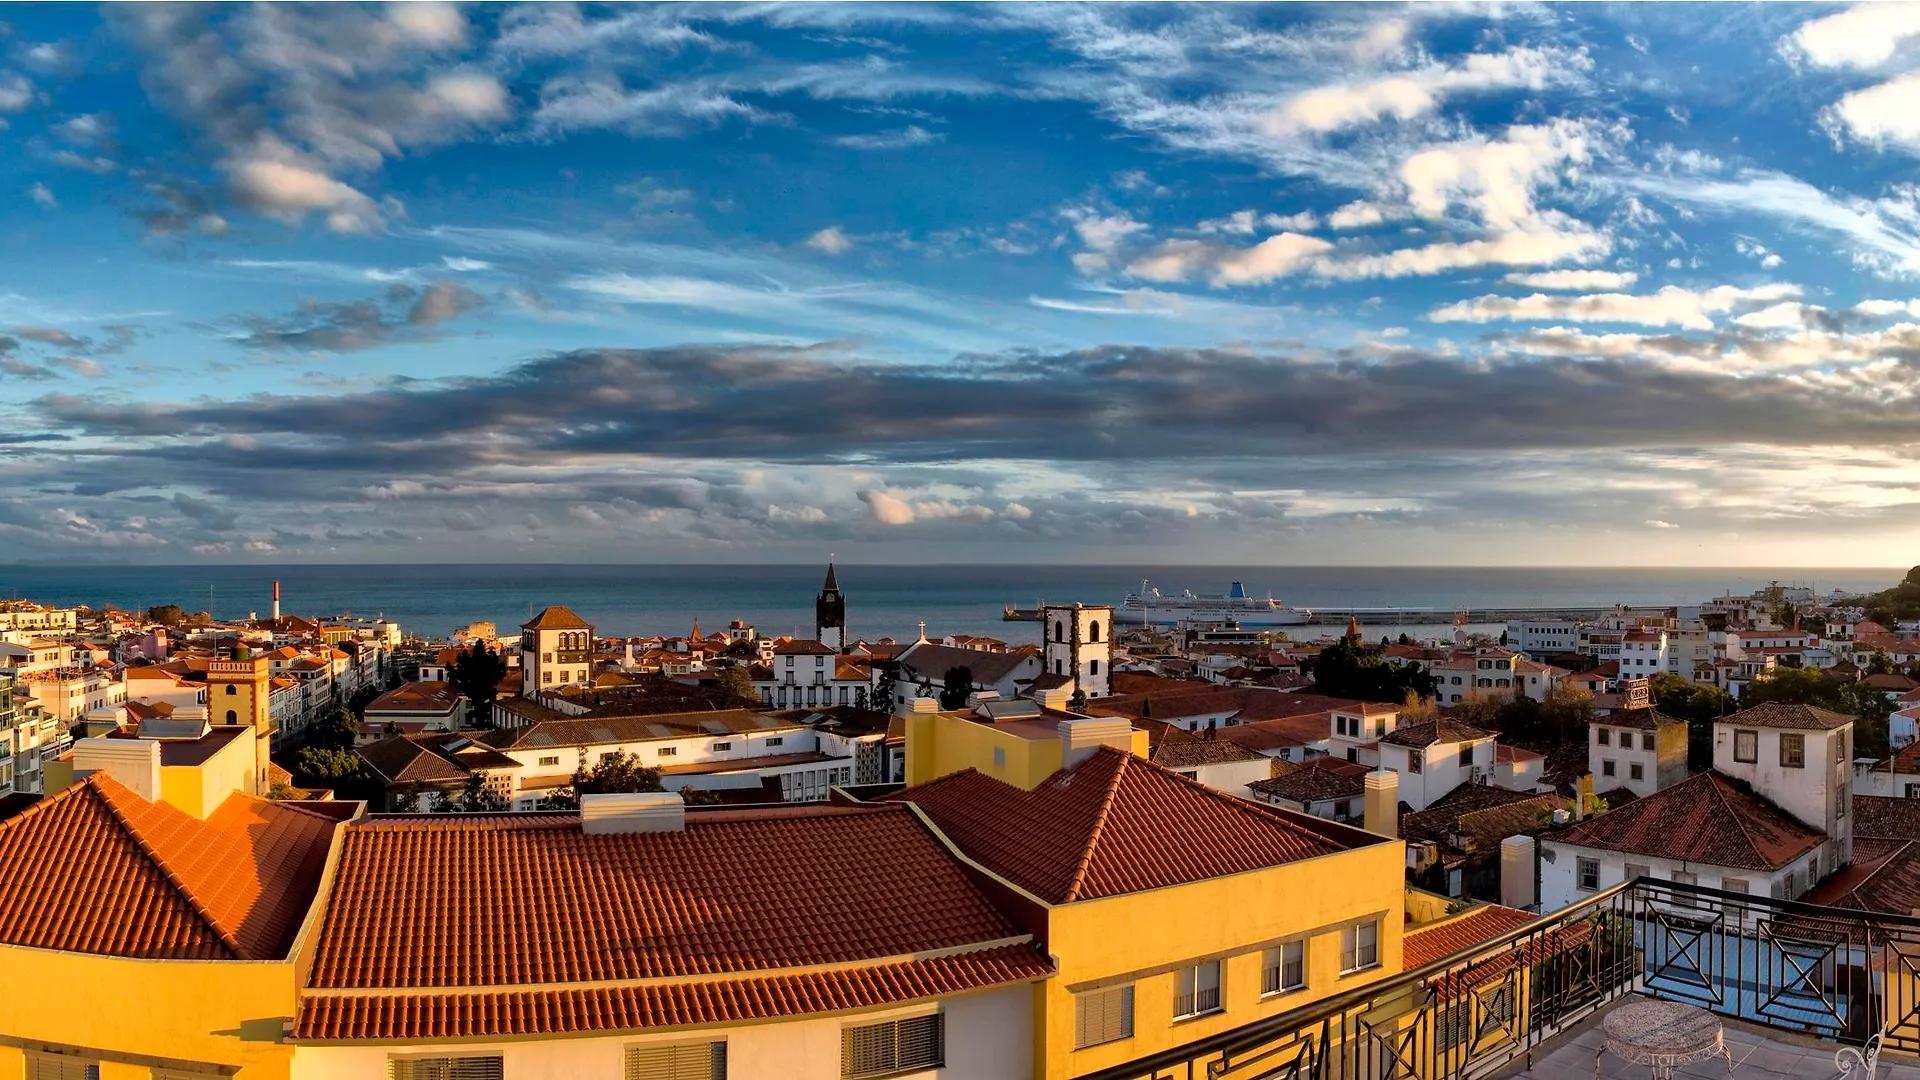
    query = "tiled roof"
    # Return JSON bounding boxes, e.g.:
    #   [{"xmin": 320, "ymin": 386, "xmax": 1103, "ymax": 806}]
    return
[
  {"xmin": 1381, "ymin": 718, "xmax": 1493, "ymax": 748},
  {"xmin": 1090, "ymin": 688, "xmax": 1363, "ymax": 724},
  {"xmin": 1403, "ymin": 905, "xmax": 1539, "ymax": 969},
  {"xmin": 772, "ymin": 639, "xmax": 838, "ymax": 656},
  {"xmin": 1800, "ymin": 836, "xmax": 1920, "ymax": 916},
  {"xmin": 1549, "ymin": 771, "xmax": 1824, "ymax": 871},
  {"xmin": 309, "ymin": 803, "xmax": 1026, "ymax": 986},
  {"xmin": 894, "ymin": 642, "xmax": 1035, "ymax": 686},
  {"xmin": 0, "ymin": 774, "xmax": 341, "ymax": 960},
  {"xmin": 1140, "ymin": 720, "xmax": 1268, "ymax": 768},
  {"xmin": 1495, "ymin": 744, "xmax": 1542, "ymax": 763},
  {"xmin": 1603, "ymin": 706, "xmax": 1686, "ymax": 731},
  {"xmin": 1248, "ymin": 760, "xmax": 1366, "ymax": 804},
  {"xmin": 1855, "ymin": 795, "xmax": 1920, "ymax": 840},
  {"xmin": 1721, "ymin": 702, "xmax": 1853, "ymax": 731},
  {"xmin": 481, "ymin": 708, "xmax": 796, "ymax": 750},
  {"xmin": 1401, "ymin": 785, "xmax": 1556, "ymax": 860},
  {"xmin": 294, "ymin": 944, "xmax": 1051, "ymax": 1041},
  {"xmin": 889, "ymin": 746, "xmax": 1359, "ymax": 903},
  {"xmin": 521, "ymin": 606, "xmax": 593, "ymax": 631},
  {"xmin": 1215, "ymin": 713, "xmax": 1333, "ymax": 753},
  {"xmin": 365, "ymin": 681, "xmax": 463, "ymax": 714}
]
